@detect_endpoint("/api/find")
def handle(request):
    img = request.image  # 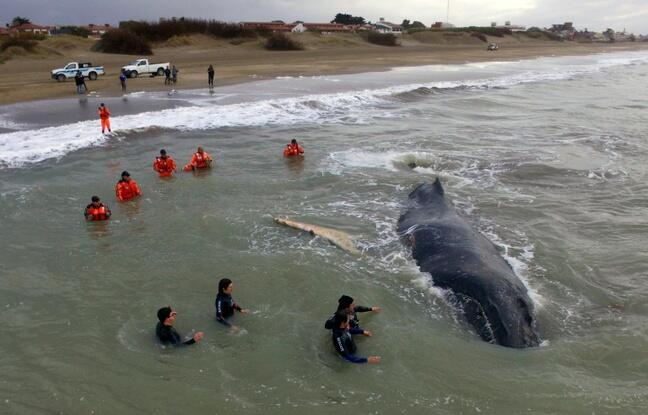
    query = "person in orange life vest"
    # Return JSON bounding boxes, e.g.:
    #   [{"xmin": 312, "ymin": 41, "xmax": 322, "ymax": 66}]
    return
[
  {"xmin": 184, "ymin": 146, "xmax": 212, "ymax": 171},
  {"xmin": 283, "ymin": 139, "xmax": 304, "ymax": 157},
  {"xmin": 98, "ymin": 103, "xmax": 111, "ymax": 133},
  {"xmin": 84, "ymin": 195, "xmax": 111, "ymax": 221},
  {"xmin": 153, "ymin": 149, "xmax": 177, "ymax": 177},
  {"xmin": 115, "ymin": 171, "xmax": 142, "ymax": 202}
]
